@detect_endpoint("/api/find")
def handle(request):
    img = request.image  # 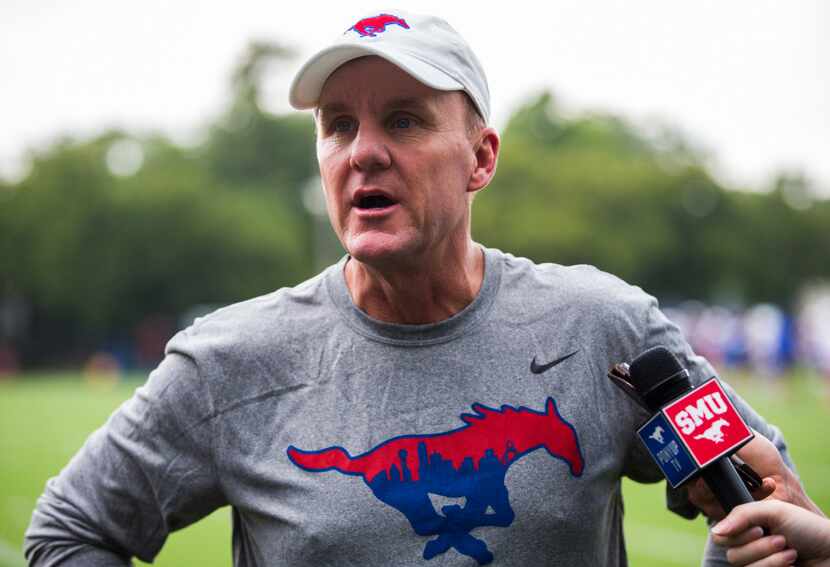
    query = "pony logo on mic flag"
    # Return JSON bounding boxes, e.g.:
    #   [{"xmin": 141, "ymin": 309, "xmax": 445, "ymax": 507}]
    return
[
  {"xmin": 637, "ymin": 413, "xmax": 698, "ymax": 487},
  {"xmin": 661, "ymin": 378, "xmax": 754, "ymax": 468}
]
